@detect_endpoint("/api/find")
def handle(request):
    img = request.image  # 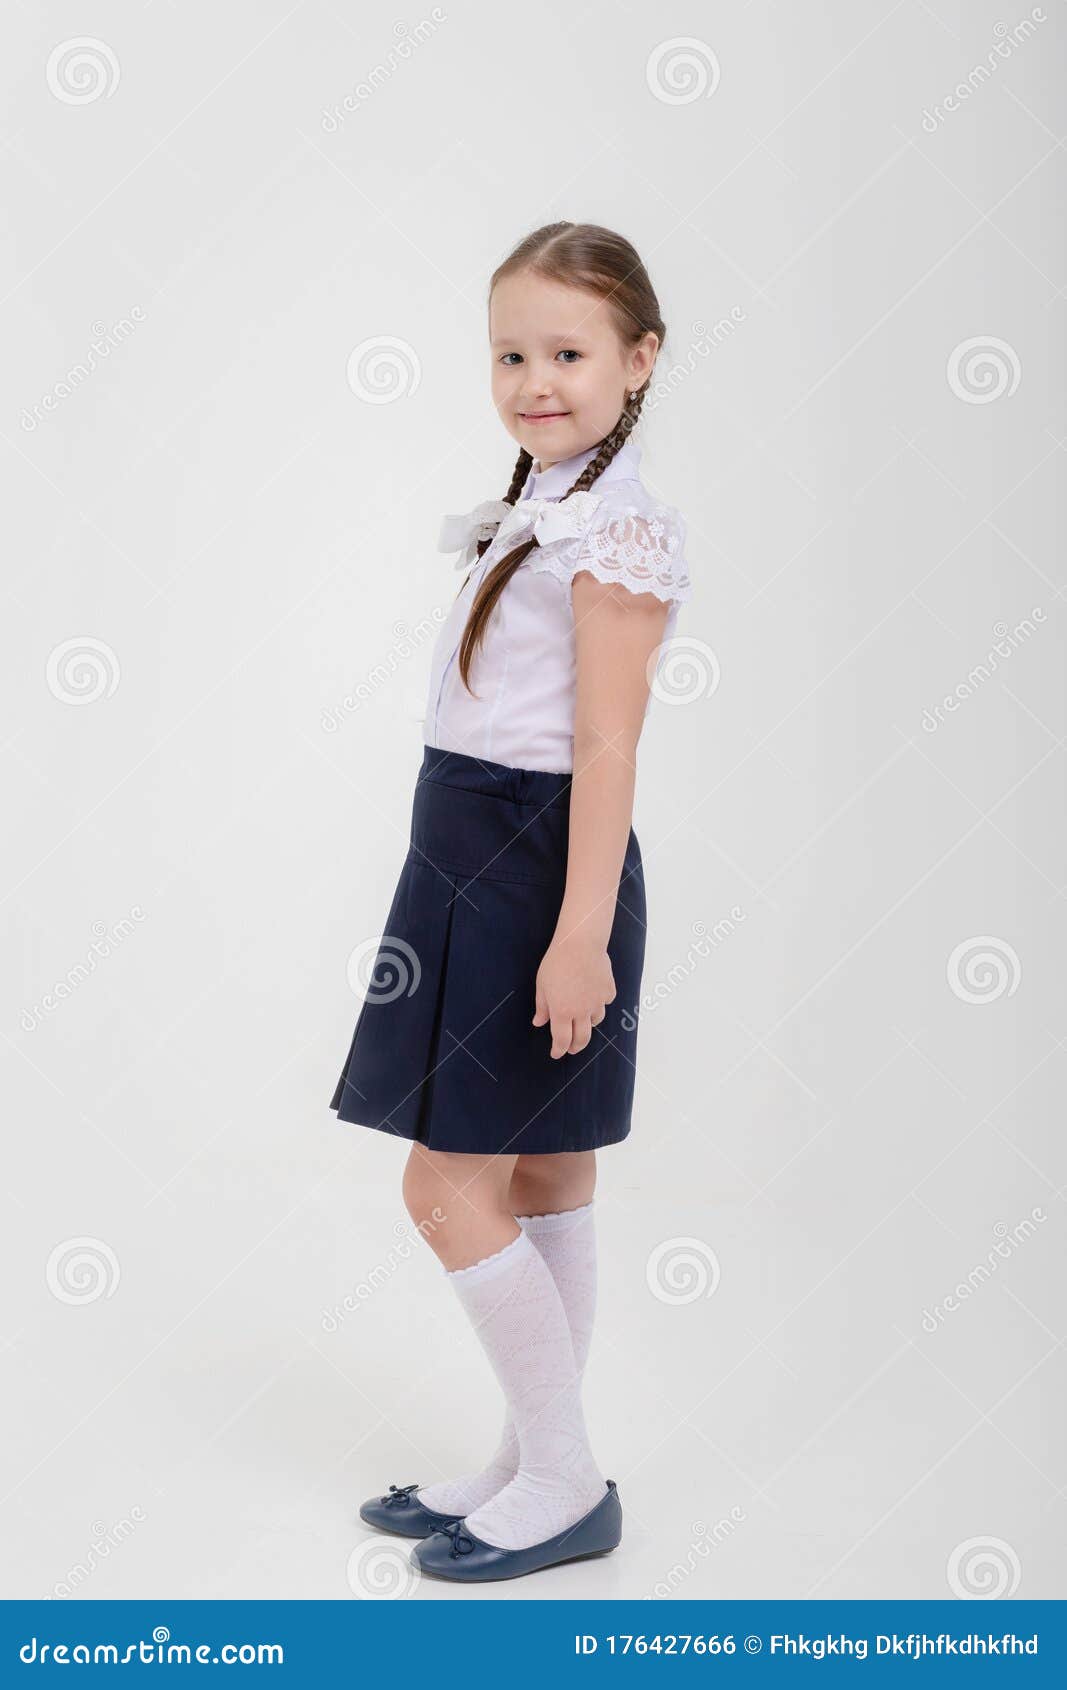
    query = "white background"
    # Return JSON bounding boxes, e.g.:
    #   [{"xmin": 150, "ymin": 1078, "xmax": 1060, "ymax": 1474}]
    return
[{"xmin": 3, "ymin": 0, "xmax": 1064, "ymax": 1601}]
